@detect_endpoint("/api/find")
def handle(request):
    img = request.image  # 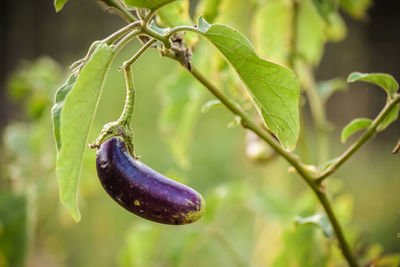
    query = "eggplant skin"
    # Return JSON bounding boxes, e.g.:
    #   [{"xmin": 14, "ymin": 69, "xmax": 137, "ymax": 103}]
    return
[{"xmin": 96, "ymin": 137, "xmax": 205, "ymax": 225}]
